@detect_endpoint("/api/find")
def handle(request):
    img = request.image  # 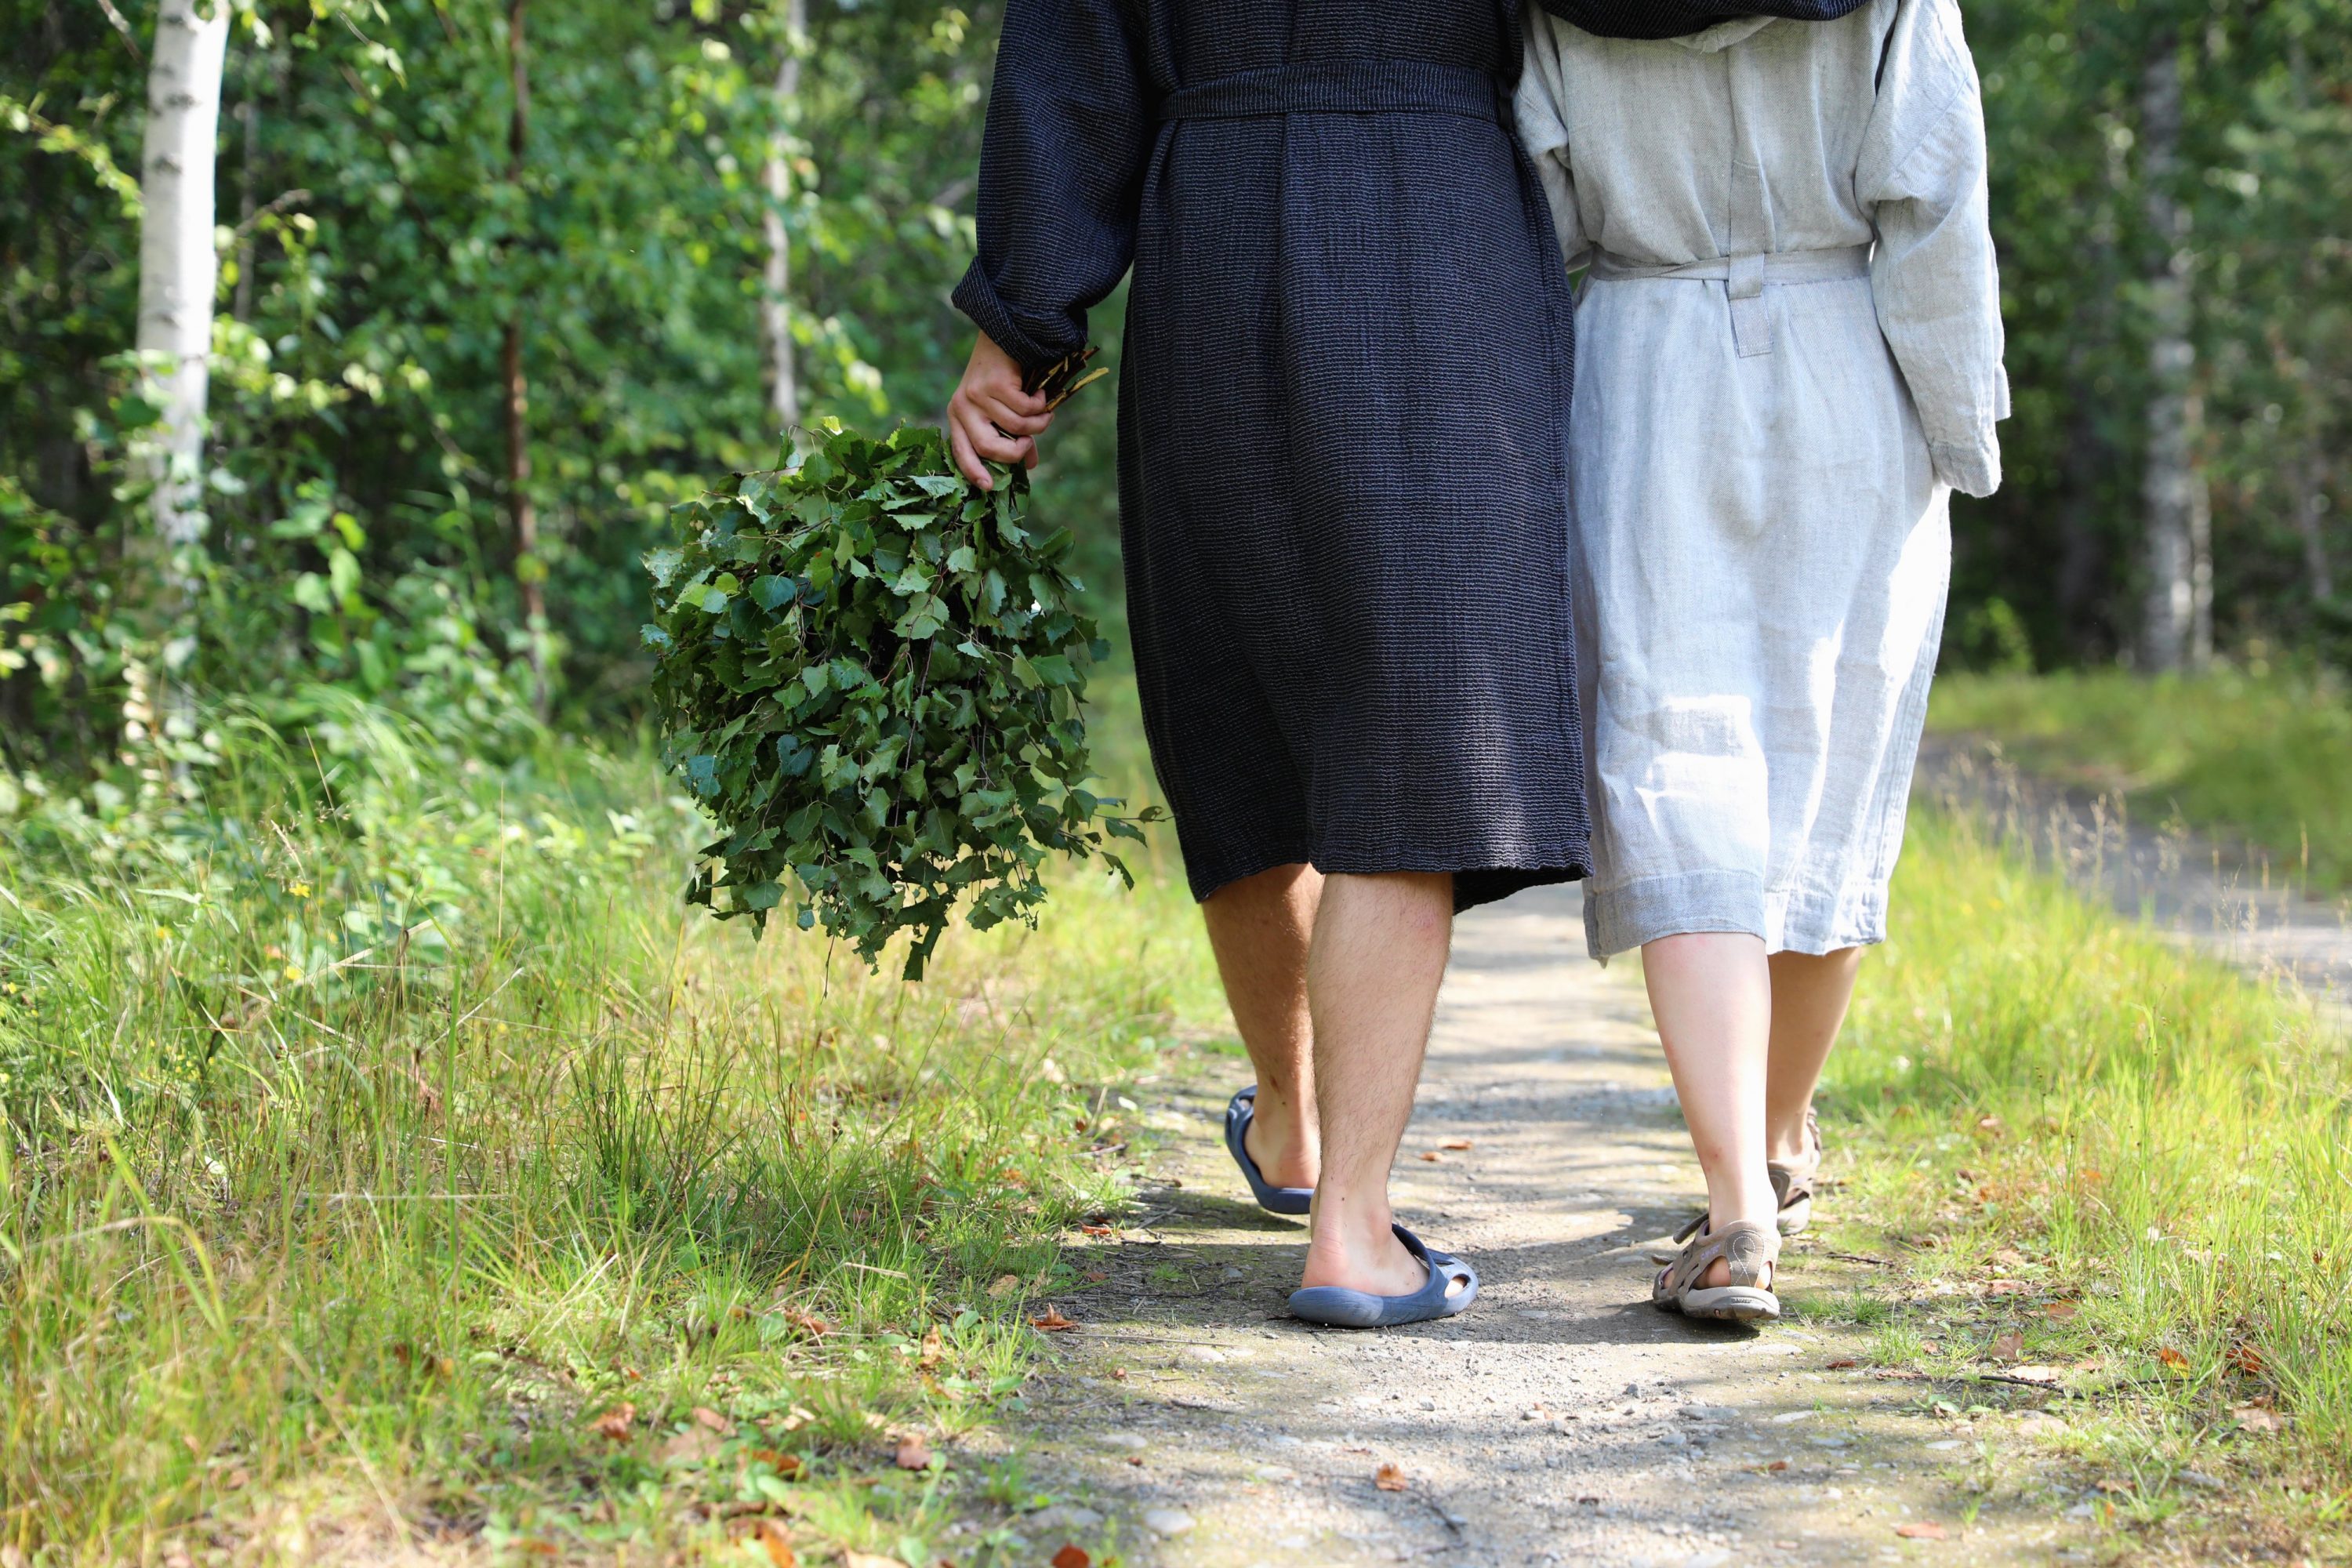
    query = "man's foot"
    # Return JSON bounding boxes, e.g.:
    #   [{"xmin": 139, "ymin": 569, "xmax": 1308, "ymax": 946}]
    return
[
  {"xmin": 1301, "ymin": 1213, "xmax": 1432, "ymax": 1296},
  {"xmin": 1243, "ymin": 1091, "xmax": 1319, "ymax": 1191}
]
